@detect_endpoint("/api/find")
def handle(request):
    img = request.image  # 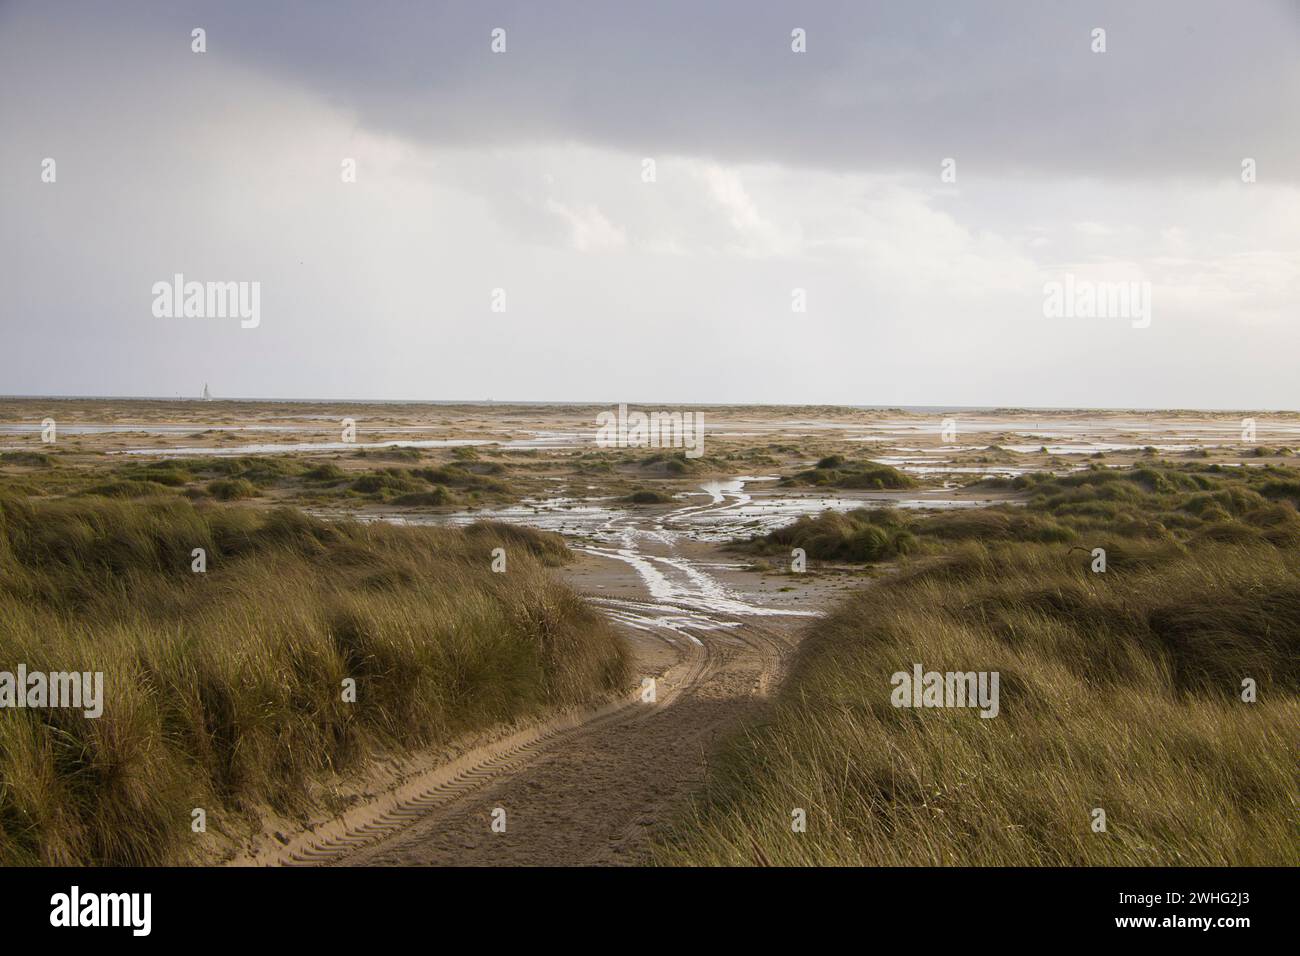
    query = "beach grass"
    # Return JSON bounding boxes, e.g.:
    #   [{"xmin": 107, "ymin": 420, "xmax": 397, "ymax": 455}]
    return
[
  {"xmin": 655, "ymin": 465, "xmax": 1299, "ymax": 865},
  {"xmin": 0, "ymin": 493, "xmax": 628, "ymax": 865}
]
